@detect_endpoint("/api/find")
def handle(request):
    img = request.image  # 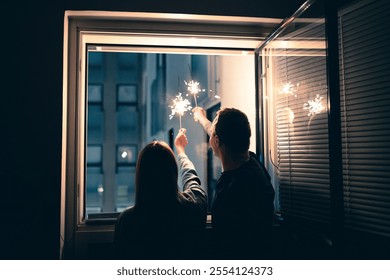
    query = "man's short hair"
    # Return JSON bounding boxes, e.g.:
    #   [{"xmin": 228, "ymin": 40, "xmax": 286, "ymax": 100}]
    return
[{"xmin": 214, "ymin": 107, "xmax": 251, "ymax": 153}]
